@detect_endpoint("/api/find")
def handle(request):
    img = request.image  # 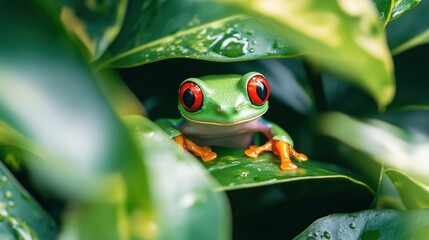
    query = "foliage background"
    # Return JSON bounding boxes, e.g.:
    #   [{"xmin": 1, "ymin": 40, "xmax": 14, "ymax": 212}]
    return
[{"xmin": 1, "ymin": 0, "xmax": 429, "ymax": 239}]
